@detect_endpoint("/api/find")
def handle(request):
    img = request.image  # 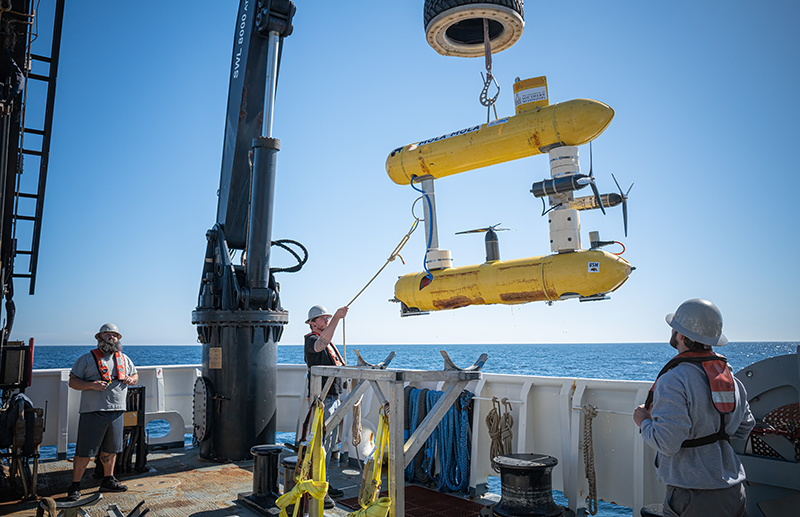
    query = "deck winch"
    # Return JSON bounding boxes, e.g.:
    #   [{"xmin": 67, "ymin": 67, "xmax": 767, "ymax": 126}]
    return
[{"xmin": 387, "ymin": 76, "xmax": 634, "ymax": 316}]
